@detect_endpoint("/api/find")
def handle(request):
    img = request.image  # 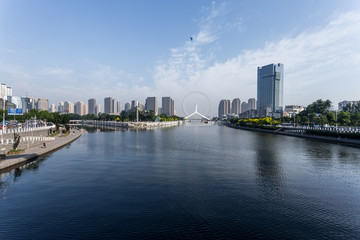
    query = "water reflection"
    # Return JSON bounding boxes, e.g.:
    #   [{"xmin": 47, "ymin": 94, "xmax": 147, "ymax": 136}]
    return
[
  {"xmin": 0, "ymin": 156, "xmax": 46, "ymax": 199},
  {"xmin": 1, "ymin": 124, "xmax": 360, "ymax": 239},
  {"xmin": 302, "ymin": 139, "xmax": 360, "ymax": 169},
  {"xmin": 253, "ymin": 133, "xmax": 284, "ymax": 198}
]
